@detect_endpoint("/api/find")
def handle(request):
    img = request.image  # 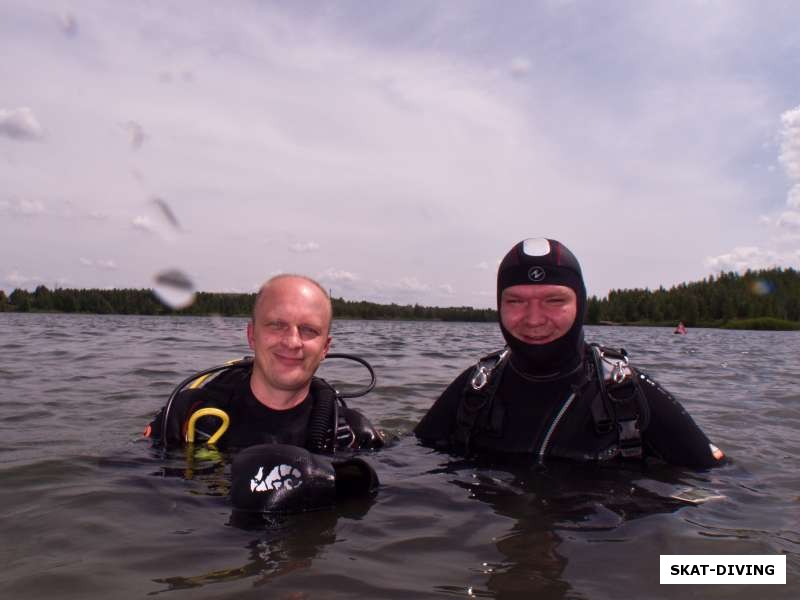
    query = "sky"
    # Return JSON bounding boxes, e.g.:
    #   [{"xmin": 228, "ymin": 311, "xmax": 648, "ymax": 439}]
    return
[{"xmin": 2, "ymin": 0, "xmax": 799, "ymax": 308}]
